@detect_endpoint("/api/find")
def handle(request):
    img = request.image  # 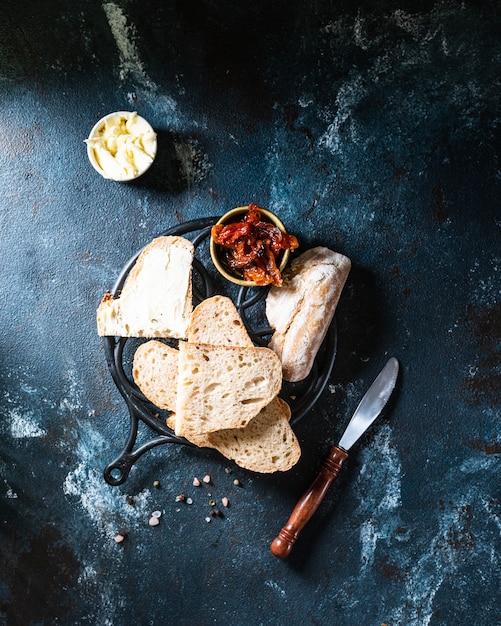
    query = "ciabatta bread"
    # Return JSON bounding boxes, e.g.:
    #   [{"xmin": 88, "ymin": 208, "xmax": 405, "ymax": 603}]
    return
[
  {"xmin": 174, "ymin": 342, "xmax": 282, "ymax": 437},
  {"xmin": 205, "ymin": 397, "xmax": 300, "ymax": 472},
  {"xmin": 97, "ymin": 235, "xmax": 194, "ymax": 338},
  {"xmin": 133, "ymin": 340, "xmax": 178, "ymax": 410},
  {"xmin": 132, "ymin": 295, "xmax": 301, "ymax": 472},
  {"xmin": 166, "ymin": 397, "xmax": 299, "ymax": 473},
  {"xmin": 266, "ymin": 247, "xmax": 351, "ymax": 382},
  {"xmin": 187, "ymin": 295, "xmax": 252, "ymax": 347}
]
